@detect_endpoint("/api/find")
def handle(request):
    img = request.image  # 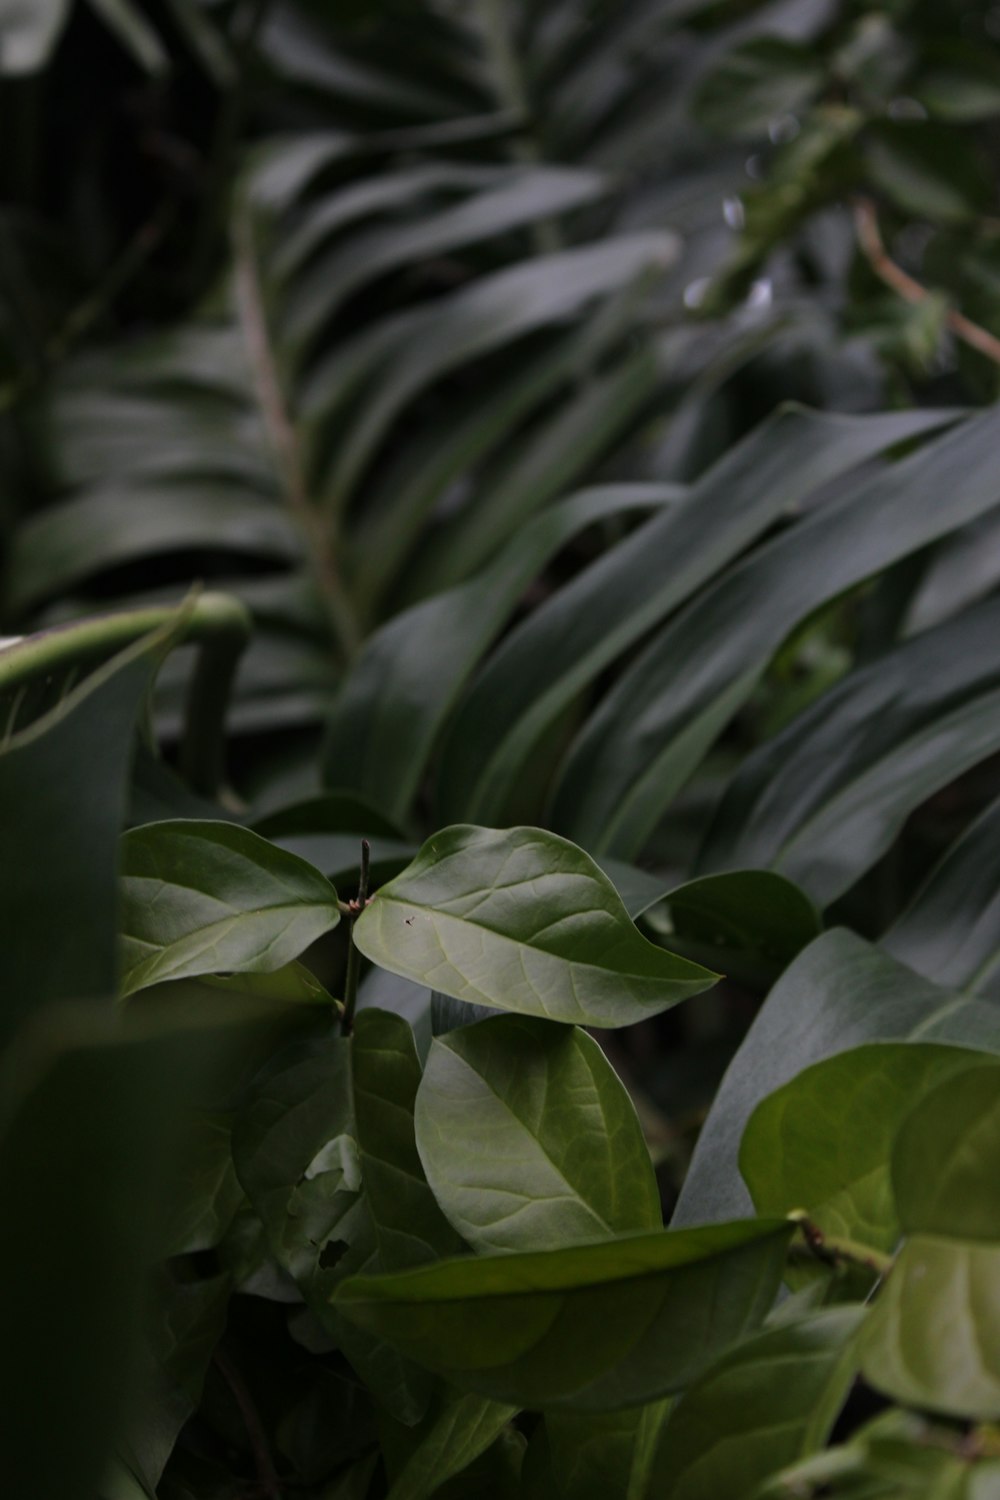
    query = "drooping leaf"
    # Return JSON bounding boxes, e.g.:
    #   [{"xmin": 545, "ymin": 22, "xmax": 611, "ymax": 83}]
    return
[
  {"xmin": 553, "ymin": 405, "xmax": 1000, "ymax": 858},
  {"xmin": 414, "ymin": 1014, "xmax": 660, "ymax": 1253},
  {"xmin": 649, "ymin": 1307, "xmax": 865, "ymax": 1500},
  {"xmin": 439, "ymin": 405, "xmax": 953, "ymax": 827},
  {"xmin": 353, "ymin": 825, "xmax": 717, "ymax": 1028},
  {"xmin": 0, "ymin": 613, "xmax": 185, "ymax": 1040},
  {"xmin": 883, "ymin": 790, "xmax": 1000, "ymax": 998},
  {"xmin": 118, "ymin": 821, "xmax": 341, "ymax": 996},
  {"xmin": 675, "ymin": 930, "xmax": 1000, "ymax": 1228},
  {"xmin": 334, "ymin": 1218, "xmax": 793, "ymax": 1410},
  {"xmin": 740, "ymin": 1043, "xmax": 987, "ymax": 1253},
  {"xmin": 698, "ymin": 595, "xmax": 1000, "ymax": 905}
]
